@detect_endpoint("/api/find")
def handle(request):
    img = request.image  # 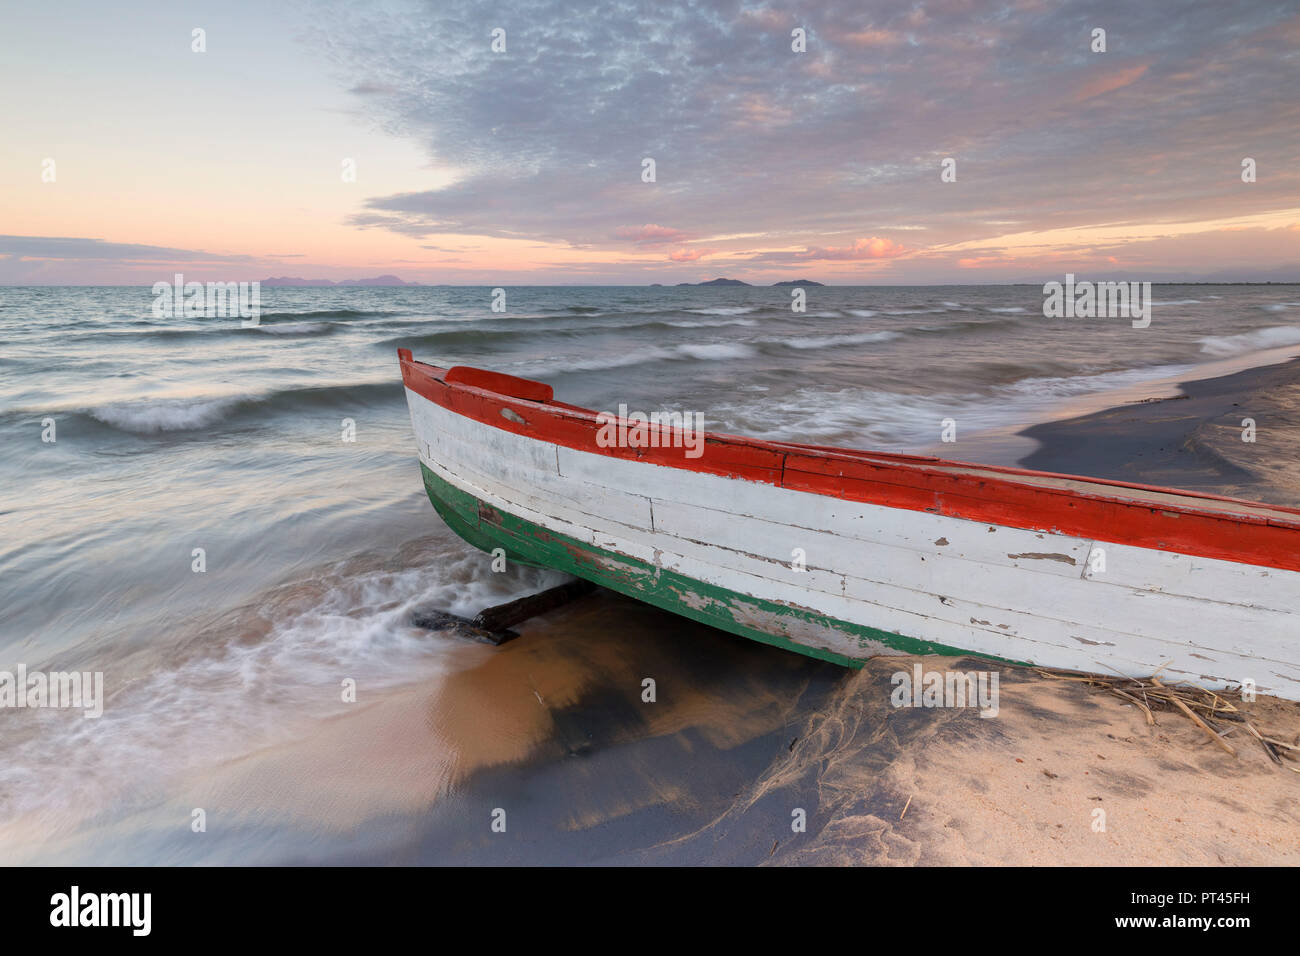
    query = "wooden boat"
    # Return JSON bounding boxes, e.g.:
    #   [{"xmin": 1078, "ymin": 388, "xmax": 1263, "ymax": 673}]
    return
[{"xmin": 399, "ymin": 349, "xmax": 1300, "ymax": 700}]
